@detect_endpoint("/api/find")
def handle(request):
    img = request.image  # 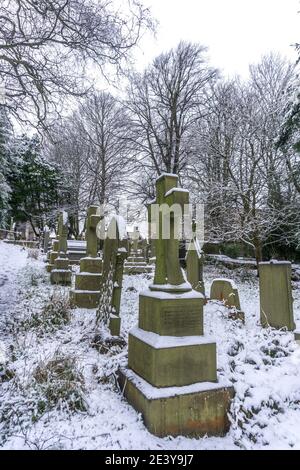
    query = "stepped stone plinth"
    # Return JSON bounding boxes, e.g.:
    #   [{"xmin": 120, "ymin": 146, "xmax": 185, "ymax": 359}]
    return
[
  {"xmin": 46, "ymin": 240, "xmax": 59, "ymax": 272},
  {"xmin": 50, "ymin": 256, "xmax": 72, "ymax": 285},
  {"xmin": 124, "ymin": 250, "xmax": 153, "ymax": 275}
]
